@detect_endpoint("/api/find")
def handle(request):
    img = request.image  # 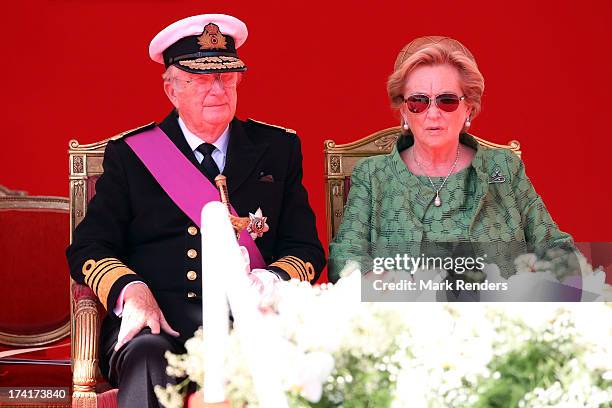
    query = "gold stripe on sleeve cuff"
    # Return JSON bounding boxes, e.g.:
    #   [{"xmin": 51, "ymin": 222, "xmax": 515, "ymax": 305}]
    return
[
  {"xmin": 82, "ymin": 258, "xmax": 136, "ymax": 310},
  {"xmin": 270, "ymin": 256, "xmax": 315, "ymax": 281}
]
